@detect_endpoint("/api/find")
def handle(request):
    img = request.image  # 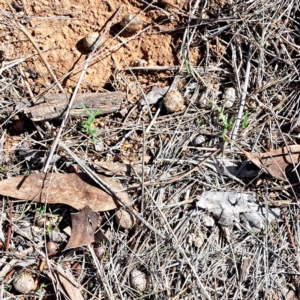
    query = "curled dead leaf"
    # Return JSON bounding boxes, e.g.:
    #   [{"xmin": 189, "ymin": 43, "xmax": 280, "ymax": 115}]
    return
[
  {"xmin": 64, "ymin": 205, "xmax": 99, "ymax": 251},
  {"xmin": 236, "ymin": 143, "xmax": 300, "ymax": 181}
]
